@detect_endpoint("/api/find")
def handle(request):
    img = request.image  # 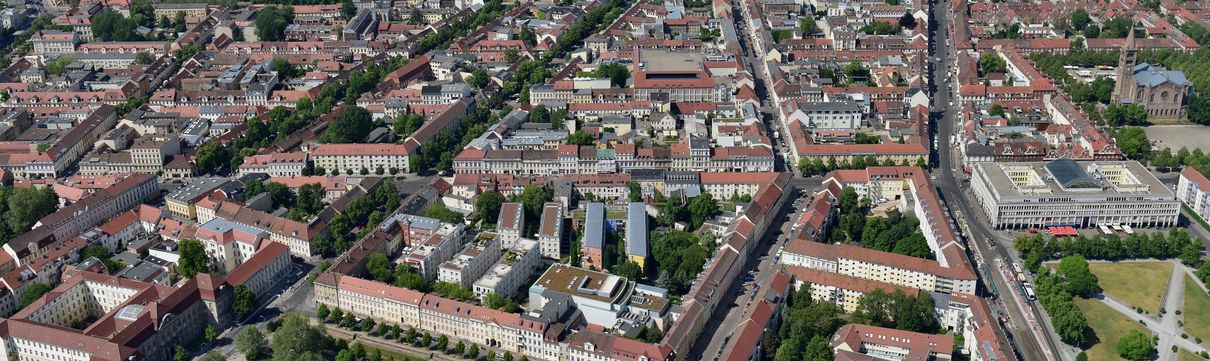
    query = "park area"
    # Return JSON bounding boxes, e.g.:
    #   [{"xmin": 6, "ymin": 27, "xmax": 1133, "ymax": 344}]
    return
[
  {"xmin": 1088, "ymin": 261, "xmax": 1173, "ymax": 314},
  {"xmin": 1184, "ymin": 276, "xmax": 1210, "ymax": 346},
  {"xmin": 1074, "ymin": 298, "xmax": 1152, "ymax": 361}
]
